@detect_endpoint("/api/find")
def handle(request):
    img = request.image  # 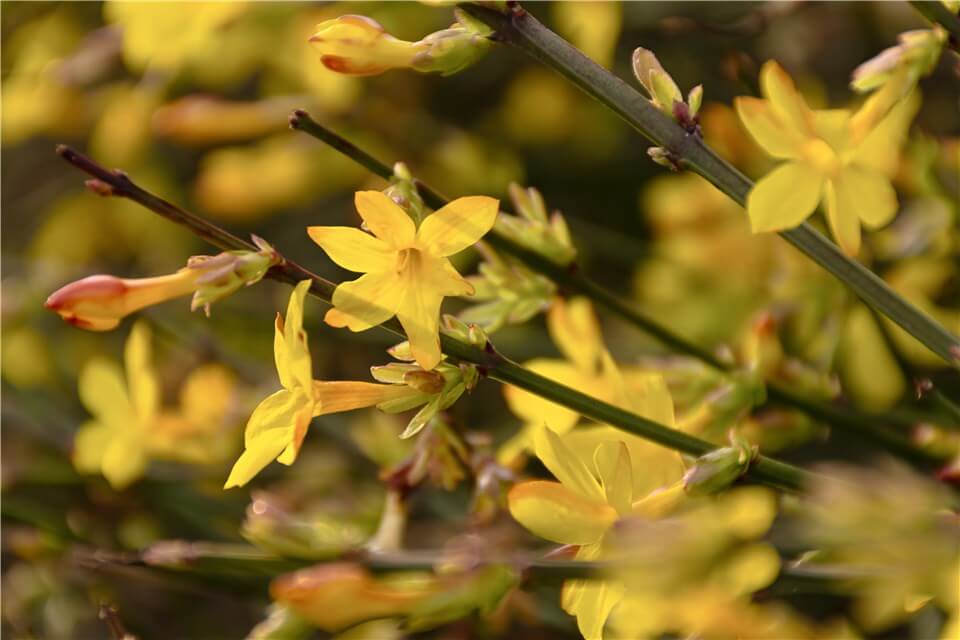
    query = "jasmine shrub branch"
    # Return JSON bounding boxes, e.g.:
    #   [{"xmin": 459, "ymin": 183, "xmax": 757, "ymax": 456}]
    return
[
  {"xmin": 459, "ymin": 2, "xmax": 960, "ymax": 371},
  {"xmin": 287, "ymin": 112, "xmax": 946, "ymax": 469},
  {"xmin": 55, "ymin": 145, "xmax": 812, "ymax": 492}
]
